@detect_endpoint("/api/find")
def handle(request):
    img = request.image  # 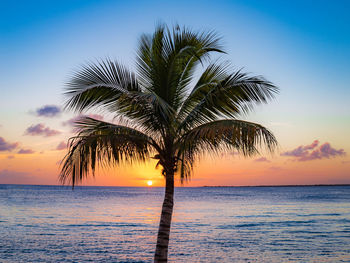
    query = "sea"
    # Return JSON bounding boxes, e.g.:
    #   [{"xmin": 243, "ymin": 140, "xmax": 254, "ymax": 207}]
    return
[{"xmin": 1, "ymin": 185, "xmax": 350, "ymax": 262}]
